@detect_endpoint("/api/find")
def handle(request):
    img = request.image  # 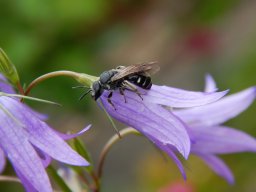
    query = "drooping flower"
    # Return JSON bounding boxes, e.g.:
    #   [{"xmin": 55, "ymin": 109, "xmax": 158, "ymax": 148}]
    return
[
  {"xmin": 0, "ymin": 75, "xmax": 90, "ymax": 192},
  {"xmin": 100, "ymin": 82, "xmax": 228, "ymax": 177},
  {"xmin": 173, "ymin": 75, "xmax": 256, "ymax": 183}
]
